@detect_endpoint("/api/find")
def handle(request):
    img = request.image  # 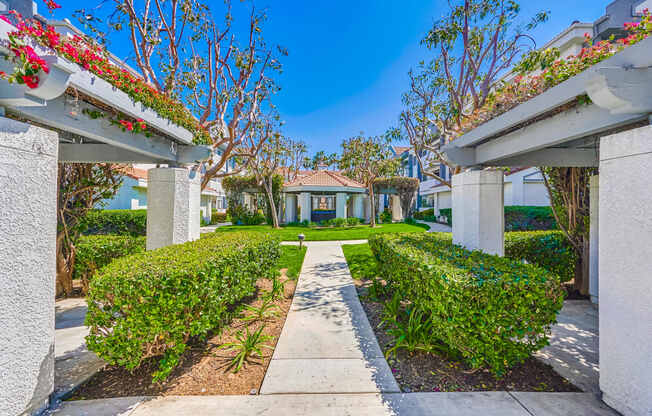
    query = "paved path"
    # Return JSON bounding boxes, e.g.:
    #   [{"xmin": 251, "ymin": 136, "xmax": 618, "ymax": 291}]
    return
[
  {"xmin": 54, "ymin": 299, "xmax": 104, "ymax": 402},
  {"xmin": 535, "ymin": 300, "xmax": 600, "ymax": 393},
  {"xmin": 417, "ymin": 220, "xmax": 452, "ymax": 233},
  {"xmin": 53, "ymin": 392, "xmax": 617, "ymax": 416},
  {"xmin": 260, "ymin": 242, "xmax": 399, "ymax": 394}
]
